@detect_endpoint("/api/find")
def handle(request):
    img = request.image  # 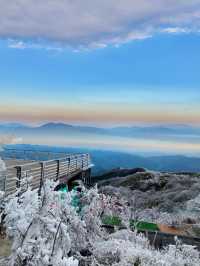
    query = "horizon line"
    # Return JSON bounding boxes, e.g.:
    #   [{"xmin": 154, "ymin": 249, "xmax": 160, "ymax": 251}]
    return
[{"xmin": 0, "ymin": 121, "xmax": 200, "ymax": 128}]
